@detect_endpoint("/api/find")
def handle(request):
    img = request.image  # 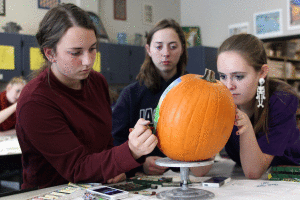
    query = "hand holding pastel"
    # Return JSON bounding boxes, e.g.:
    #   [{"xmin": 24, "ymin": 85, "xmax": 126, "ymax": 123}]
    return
[{"xmin": 128, "ymin": 118, "xmax": 157, "ymax": 160}]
